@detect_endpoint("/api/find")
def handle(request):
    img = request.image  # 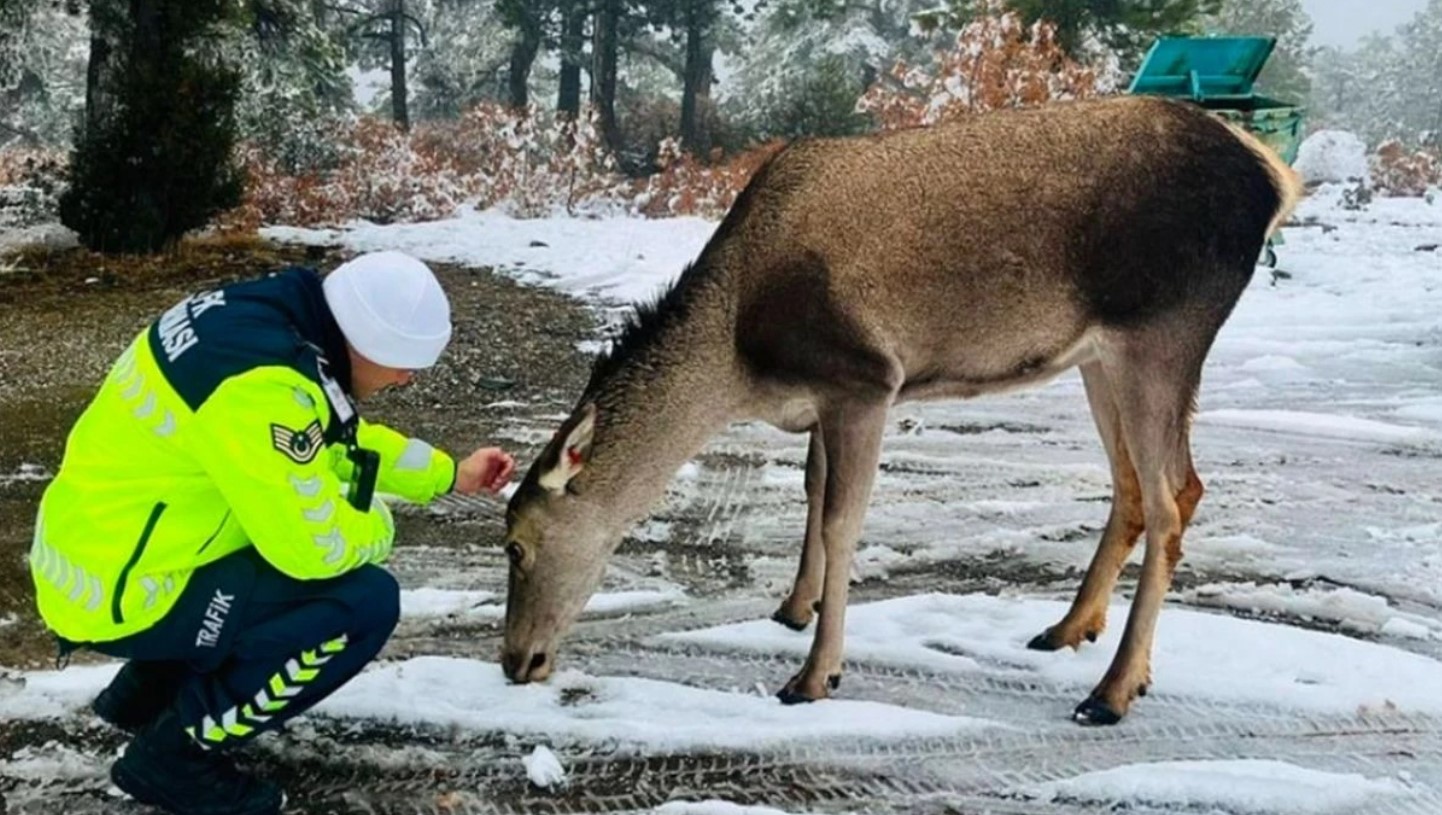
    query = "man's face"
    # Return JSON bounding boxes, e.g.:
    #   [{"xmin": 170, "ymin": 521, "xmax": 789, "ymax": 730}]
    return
[{"xmin": 348, "ymin": 346, "xmax": 416, "ymax": 400}]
